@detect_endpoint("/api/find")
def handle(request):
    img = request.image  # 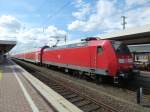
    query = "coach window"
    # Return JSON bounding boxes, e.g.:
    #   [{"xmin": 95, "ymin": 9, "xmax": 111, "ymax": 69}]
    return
[{"xmin": 97, "ymin": 46, "xmax": 103, "ymax": 54}]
